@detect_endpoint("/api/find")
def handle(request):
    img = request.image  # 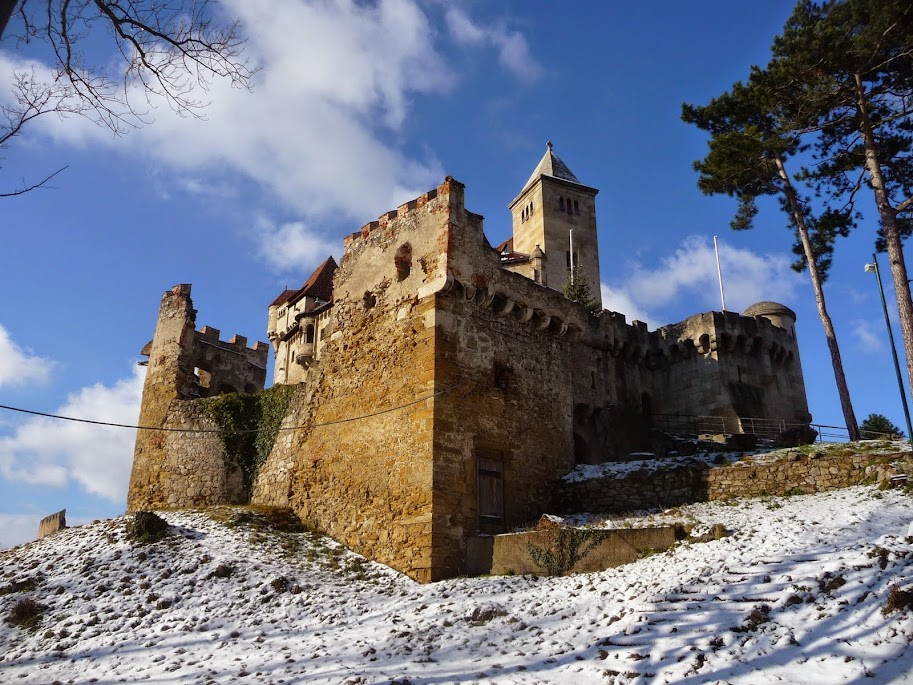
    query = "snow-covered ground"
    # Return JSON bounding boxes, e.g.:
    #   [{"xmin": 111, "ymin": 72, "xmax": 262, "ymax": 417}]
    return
[
  {"xmin": 563, "ymin": 438, "xmax": 911, "ymax": 483},
  {"xmin": 2, "ymin": 486, "xmax": 913, "ymax": 684}
]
